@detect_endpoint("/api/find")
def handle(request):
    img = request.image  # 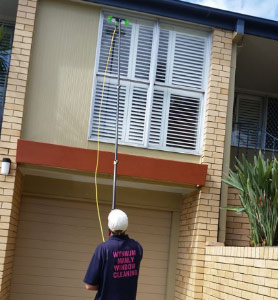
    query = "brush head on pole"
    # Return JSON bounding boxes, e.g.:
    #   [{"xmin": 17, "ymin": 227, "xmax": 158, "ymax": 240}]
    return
[{"xmin": 107, "ymin": 16, "xmax": 130, "ymax": 26}]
